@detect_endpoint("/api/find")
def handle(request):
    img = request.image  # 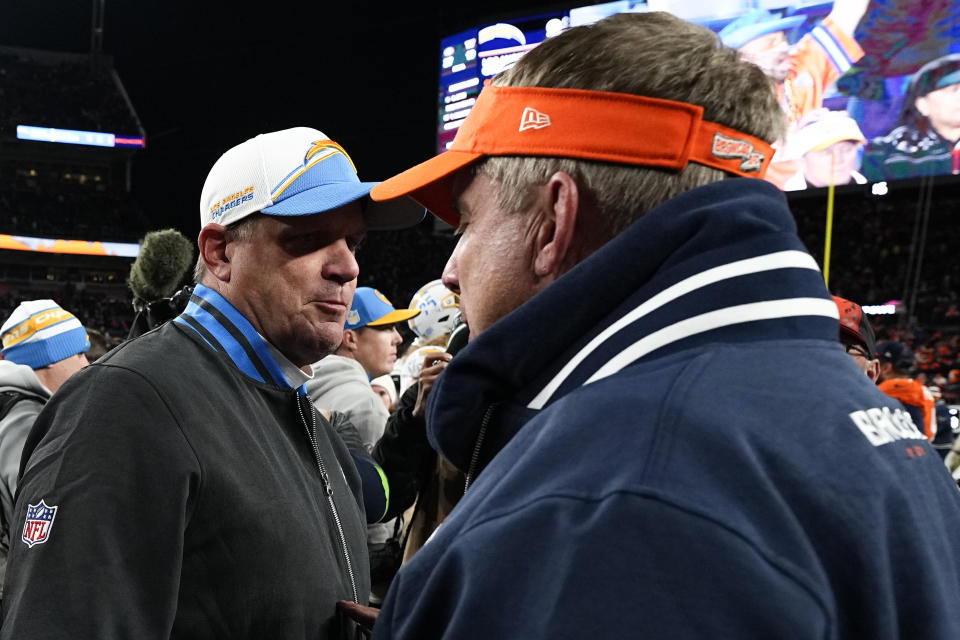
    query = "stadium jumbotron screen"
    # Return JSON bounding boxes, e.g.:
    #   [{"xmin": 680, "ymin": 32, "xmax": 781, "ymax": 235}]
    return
[{"xmin": 437, "ymin": 0, "xmax": 960, "ymax": 192}]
